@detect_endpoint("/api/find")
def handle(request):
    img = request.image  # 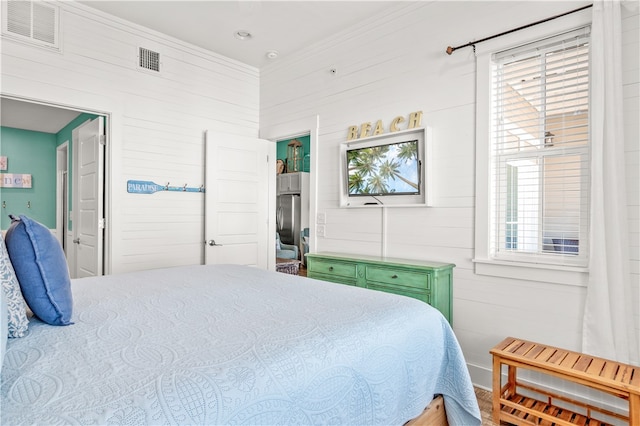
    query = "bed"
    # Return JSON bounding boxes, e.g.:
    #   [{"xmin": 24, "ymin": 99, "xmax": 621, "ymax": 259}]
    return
[
  {"xmin": 1, "ymin": 264, "xmax": 481, "ymax": 424},
  {"xmin": 1, "ymin": 262, "xmax": 481, "ymax": 425}
]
